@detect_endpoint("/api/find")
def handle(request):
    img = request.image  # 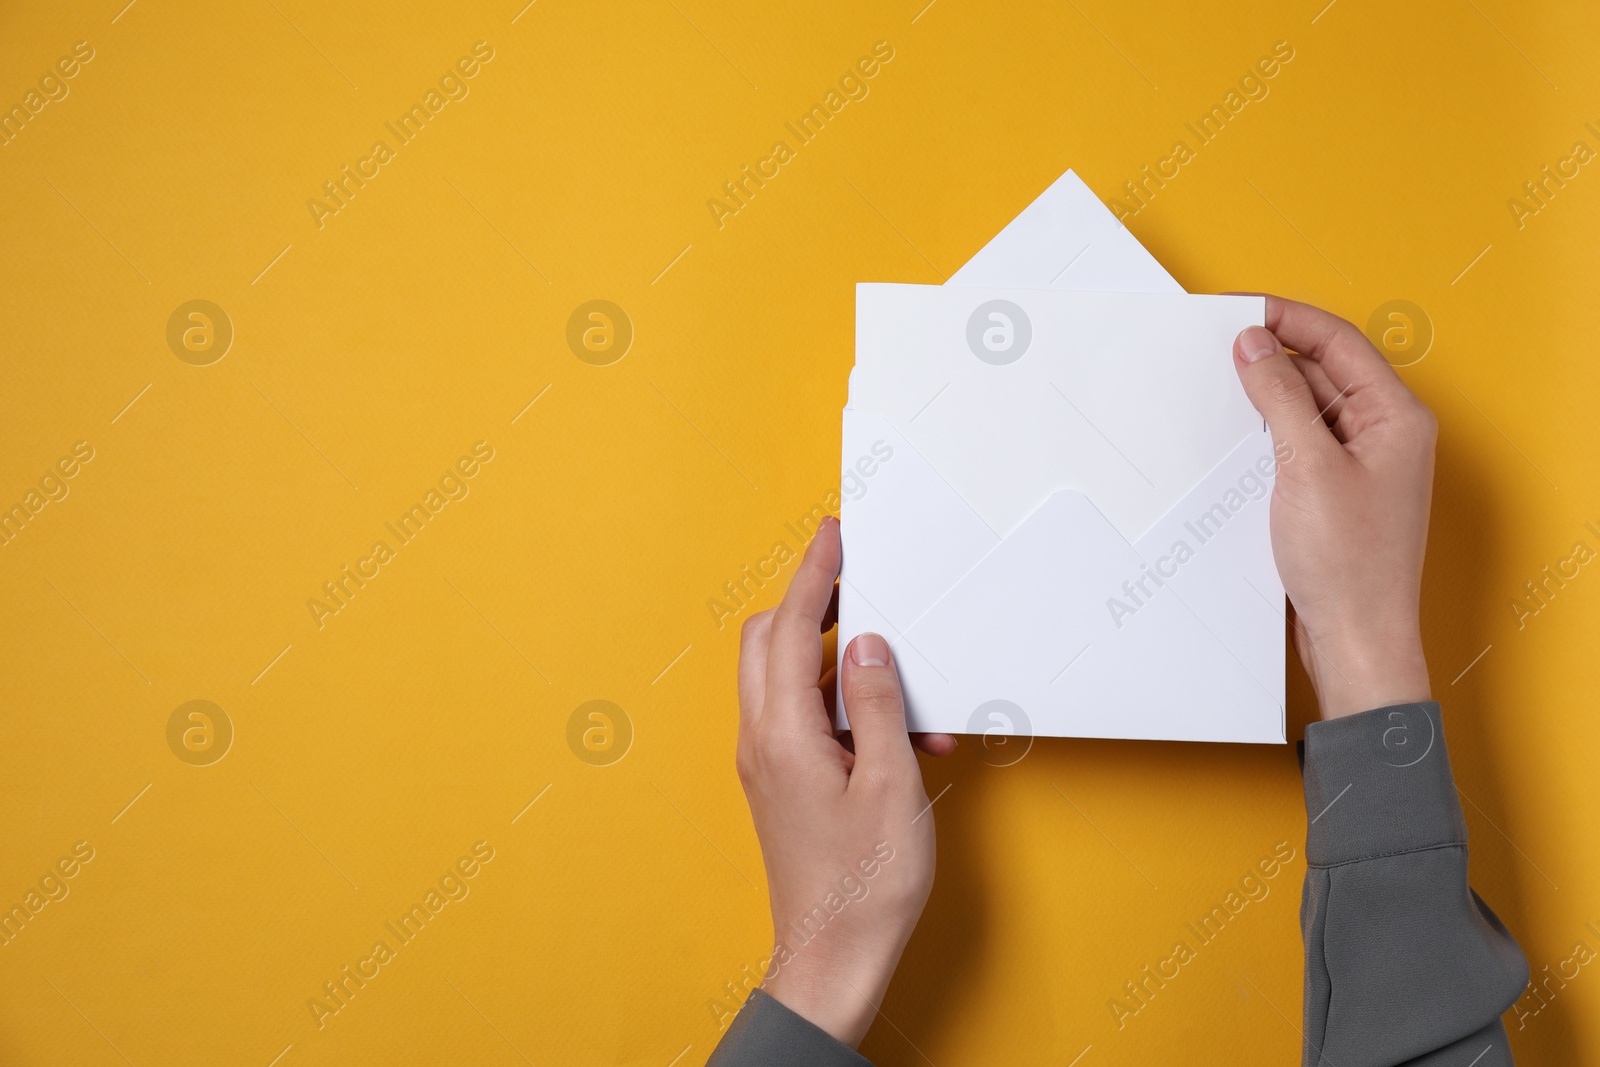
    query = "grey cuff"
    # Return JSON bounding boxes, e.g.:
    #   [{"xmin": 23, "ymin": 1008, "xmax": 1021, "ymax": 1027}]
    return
[
  {"xmin": 1301, "ymin": 701, "xmax": 1467, "ymax": 867},
  {"xmin": 706, "ymin": 989, "xmax": 873, "ymax": 1067}
]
